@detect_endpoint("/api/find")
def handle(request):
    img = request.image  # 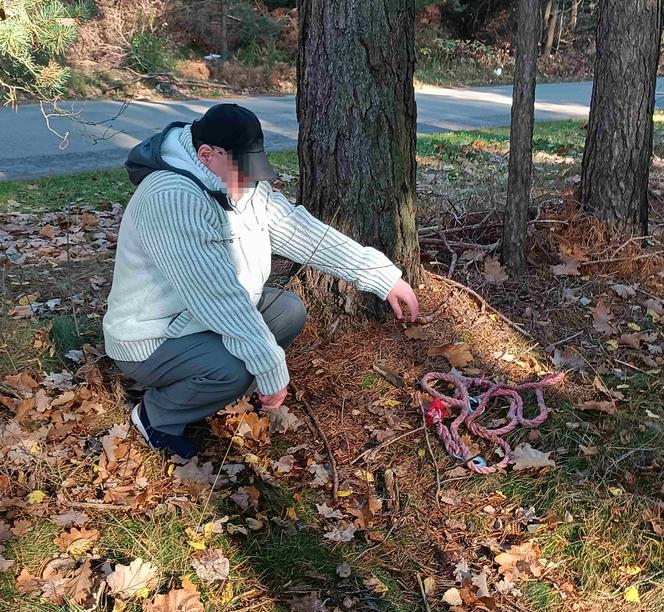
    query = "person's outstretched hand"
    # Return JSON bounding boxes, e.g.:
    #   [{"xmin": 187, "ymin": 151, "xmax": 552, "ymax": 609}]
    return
[
  {"xmin": 258, "ymin": 387, "xmax": 288, "ymax": 411},
  {"xmin": 387, "ymin": 278, "xmax": 419, "ymax": 322}
]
